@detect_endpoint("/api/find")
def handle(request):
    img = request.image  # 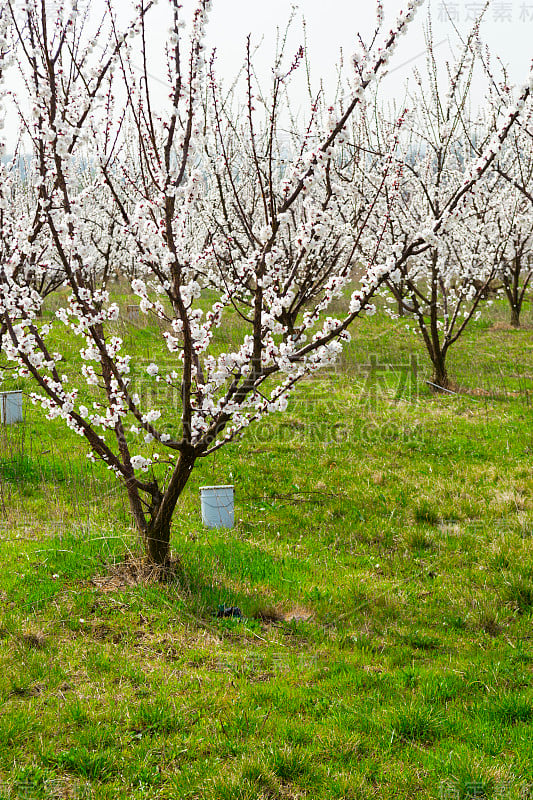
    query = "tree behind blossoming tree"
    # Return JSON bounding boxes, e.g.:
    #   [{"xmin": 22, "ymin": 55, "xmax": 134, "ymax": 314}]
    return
[
  {"xmin": 491, "ymin": 108, "xmax": 533, "ymax": 328},
  {"xmin": 343, "ymin": 20, "xmax": 532, "ymax": 390}
]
